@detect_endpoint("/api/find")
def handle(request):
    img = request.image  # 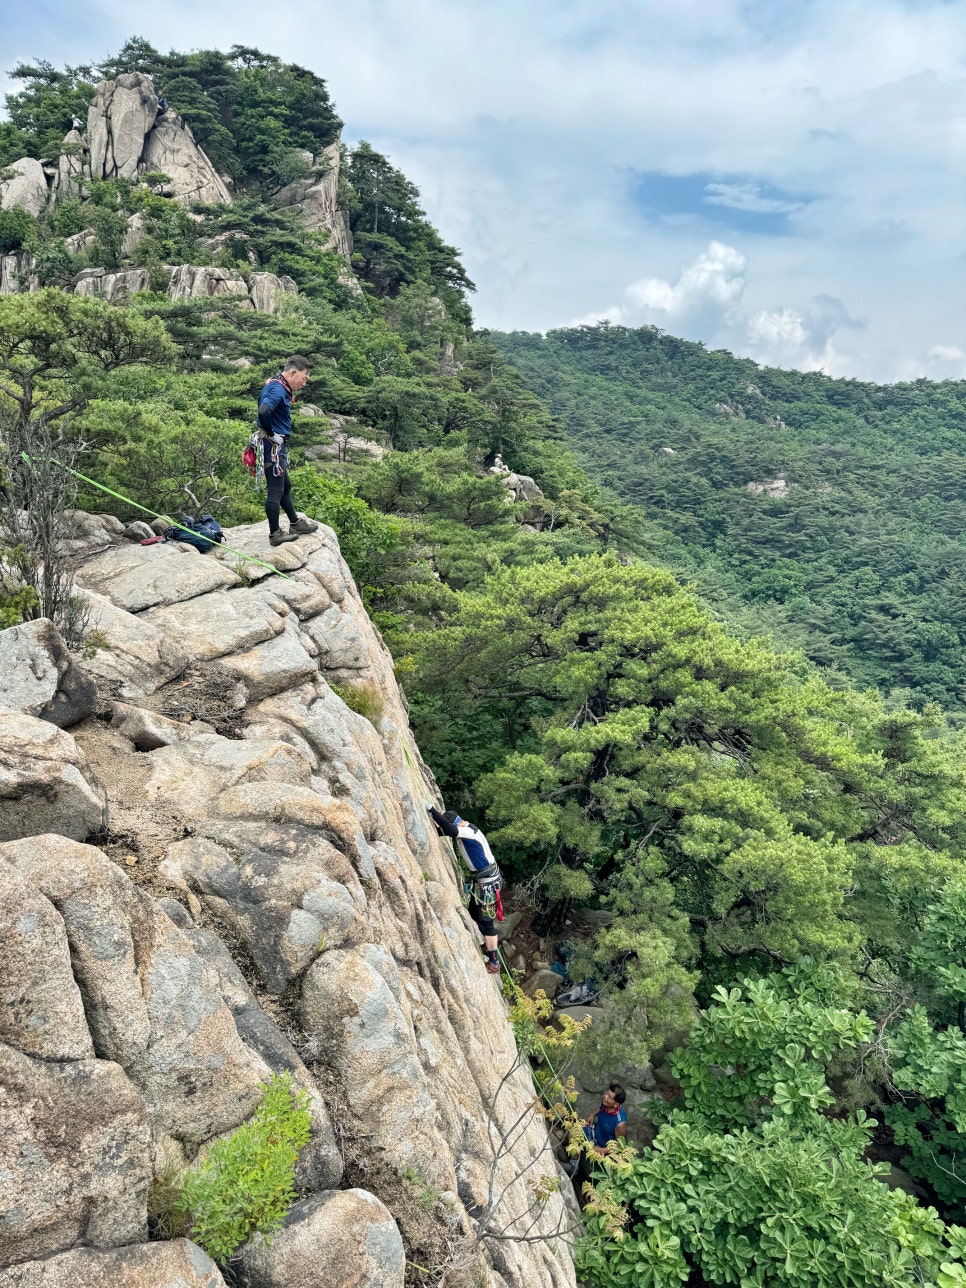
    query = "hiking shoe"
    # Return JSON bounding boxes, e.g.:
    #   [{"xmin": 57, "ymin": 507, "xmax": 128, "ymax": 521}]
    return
[
  {"xmin": 269, "ymin": 529, "xmax": 300, "ymax": 546},
  {"xmin": 485, "ymin": 960, "xmax": 502, "ymax": 975},
  {"xmin": 290, "ymin": 515, "xmax": 319, "ymax": 535}
]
